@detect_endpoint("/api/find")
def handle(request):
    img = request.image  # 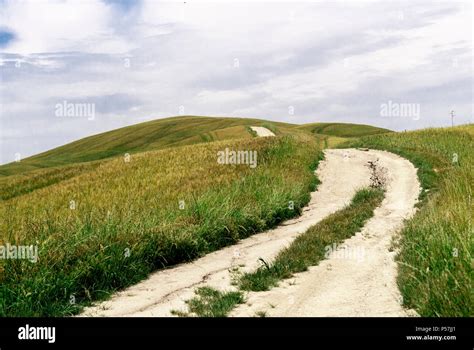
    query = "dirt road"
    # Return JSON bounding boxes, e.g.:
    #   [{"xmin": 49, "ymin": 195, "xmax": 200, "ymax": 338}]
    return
[
  {"xmin": 250, "ymin": 126, "xmax": 276, "ymax": 137},
  {"xmin": 81, "ymin": 148, "xmax": 420, "ymax": 317},
  {"xmin": 231, "ymin": 149, "xmax": 420, "ymax": 317}
]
